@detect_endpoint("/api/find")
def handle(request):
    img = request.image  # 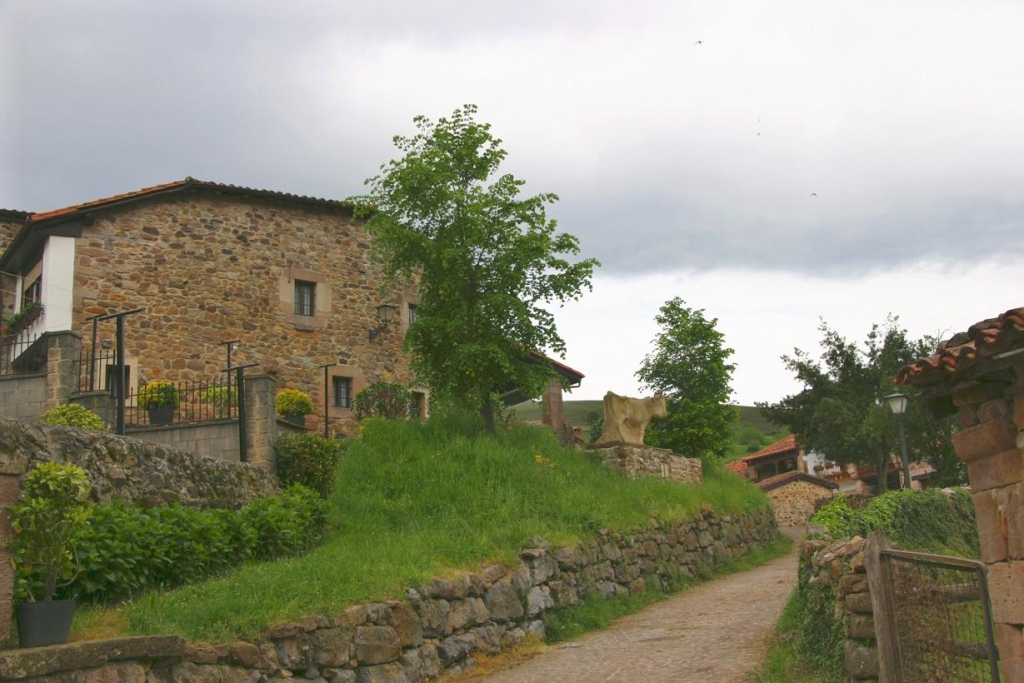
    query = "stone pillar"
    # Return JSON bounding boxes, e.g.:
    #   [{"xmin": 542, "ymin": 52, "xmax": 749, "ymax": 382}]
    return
[
  {"xmin": 71, "ymin": 391, "xmax": 116, "ymax": 428},
  {"xmin": 44, "ymin": 331, "xmax": 82, "ymax": 411},
  {"xmin": 244, "ymin": 374, "xmax": 278, "ymax": 474},
  {"xmin": 951, "ymin": 380, "xmax": 1024, "ymax": 682},
  {"xmin": 540, "ymin": 378, "xmax": 563, "ymax": 428},
  {"xmin": 0, "ymin": 457, "xmax": 29, "ymax": 648}
]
